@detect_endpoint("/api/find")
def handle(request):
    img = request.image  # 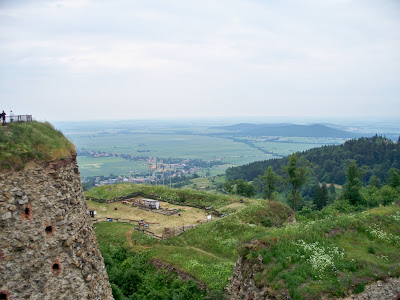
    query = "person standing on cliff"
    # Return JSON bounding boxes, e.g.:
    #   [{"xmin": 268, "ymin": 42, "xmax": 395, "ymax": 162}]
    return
[
  {"xmin": 10, "ymin": 110, "xmax": 14, "ymax": 123},
  {"xmin": 1, "ymin": 110, "xmax": 6, "ymax": 125}
]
